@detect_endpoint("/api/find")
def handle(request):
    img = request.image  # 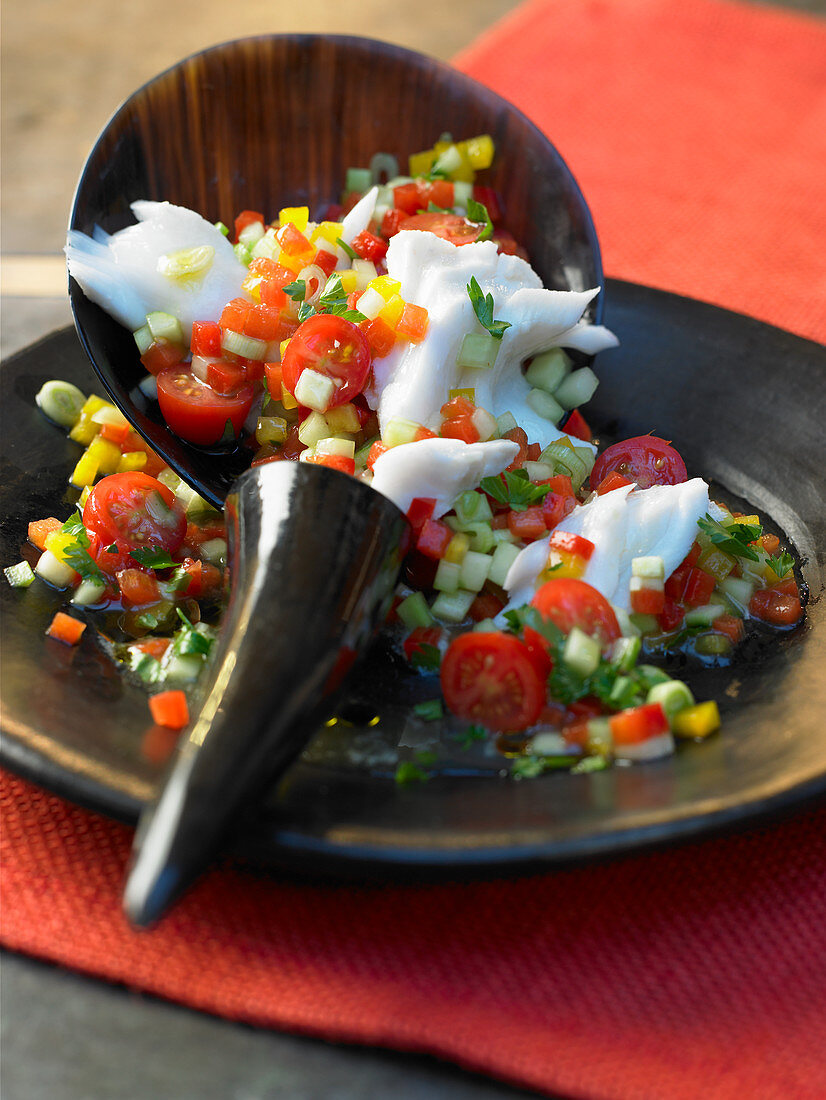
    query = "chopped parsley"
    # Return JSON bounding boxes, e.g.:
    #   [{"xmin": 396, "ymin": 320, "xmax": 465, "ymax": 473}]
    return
[
  {"xmin": 174, "ymin": 608, "xmax": 214, "ymax": 656},
  {"xmin": 452, "ymin": 724, "xmax": 487, "ymax": 749},
  {"xmin": 296, "ymin": 274, "xmax": 366, "ymax": 324},
  {"xmin": 767, "ymin": 550, "xmax": 795, "ymax": 580},
  {"xmin": 467, "ymin": 276, "xmax": 511, "ymax": 340},
  {"xmin": 413, "ymin": 698, "xmax": 444, "ymax": 722},
  {"xmin": 283, "ymin": 279, "xmax": 306, "ymax": 301},
  {"xmin": 58, "ymin": 512, "xmax": 106, "ymax": 585},
  {"xmin": 129, "ymin": 547, "xmax": 177, "ymax": 570},
  {"xmin": 697, "ymin": 515, "xmax": 762, "ymax": 562},
  {"xmin": 466, "ymin": 197, "xmax": 493, "ymax": 241},
  {"xmin": 409, "ymin": 643, "xmax": 442, "ymax": 672},
  {"xmin": 480, "ymin": 468, "xmax": 551, "ymax": 512},
  {"xmin": 394, "ymin": 761, "xmax": 429, "ymax": 786}
]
